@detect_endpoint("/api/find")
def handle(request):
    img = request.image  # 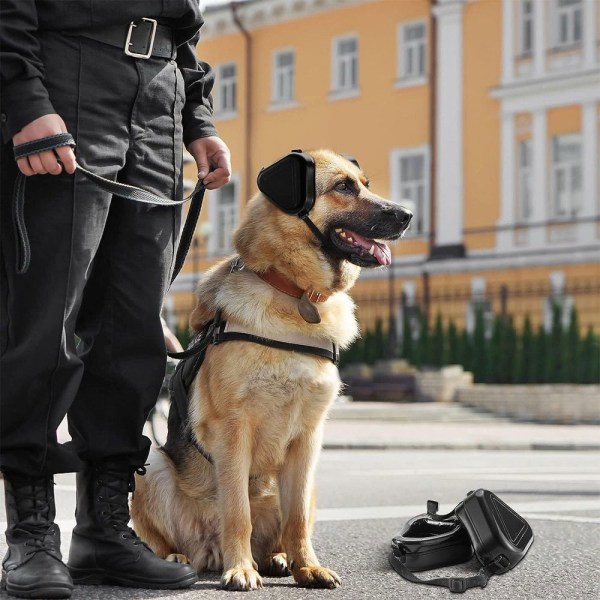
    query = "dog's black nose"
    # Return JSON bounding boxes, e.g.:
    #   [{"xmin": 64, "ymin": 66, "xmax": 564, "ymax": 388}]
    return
[{"xmin": 398, "ymin": 209, "xmax": 412, "ymax": 229}]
